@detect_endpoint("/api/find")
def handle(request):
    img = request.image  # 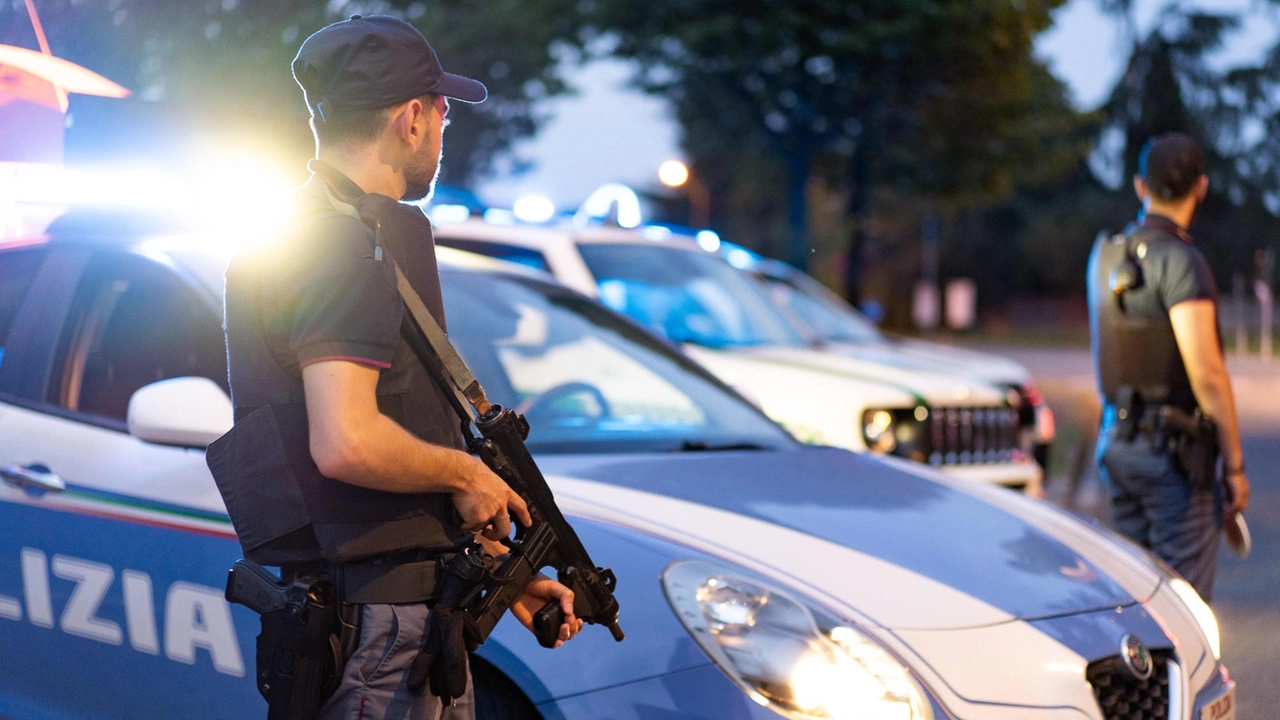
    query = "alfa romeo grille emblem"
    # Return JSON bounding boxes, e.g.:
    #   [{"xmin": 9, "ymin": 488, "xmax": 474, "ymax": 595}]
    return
[{"xmin": 1121, "ymin": 634, "xmax": 1154, "ymax": 680}]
